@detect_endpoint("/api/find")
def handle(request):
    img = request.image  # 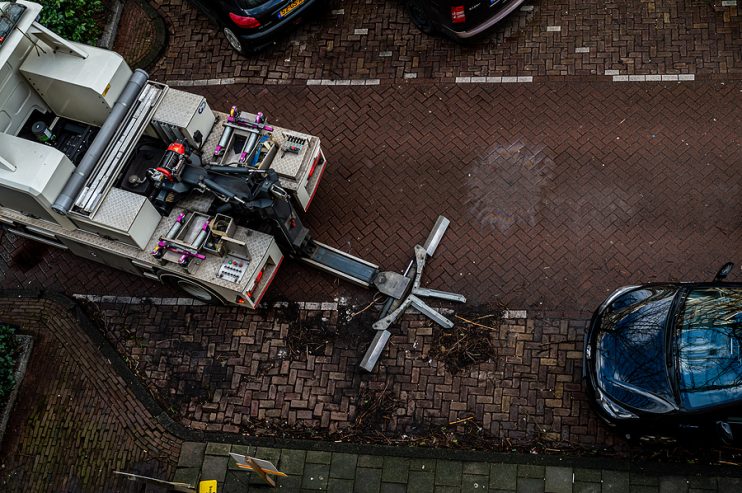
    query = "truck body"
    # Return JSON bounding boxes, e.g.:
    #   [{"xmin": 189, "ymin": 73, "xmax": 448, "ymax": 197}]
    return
[{"xmin": 0, "ymin": 1, "xmax": 329, "ymax": 307}]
